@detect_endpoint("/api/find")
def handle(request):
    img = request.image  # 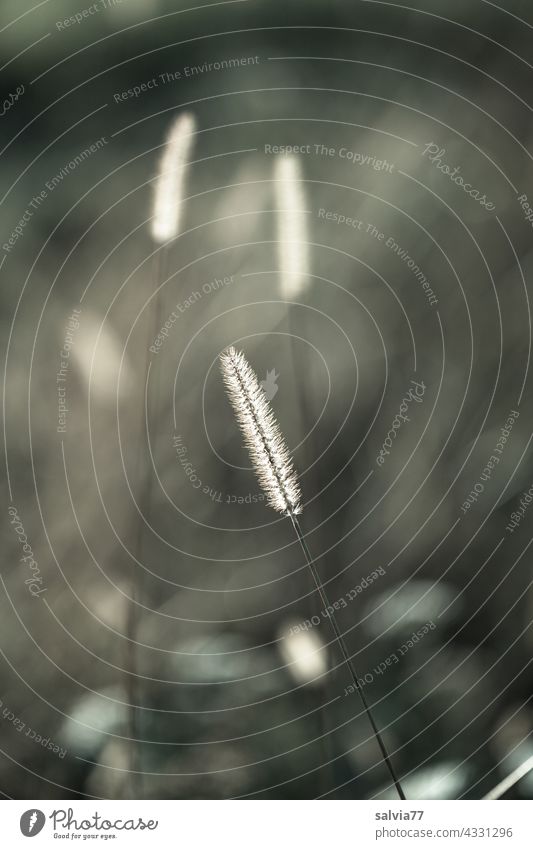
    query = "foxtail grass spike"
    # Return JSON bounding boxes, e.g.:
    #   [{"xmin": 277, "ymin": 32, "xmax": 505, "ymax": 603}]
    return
[
  {"xmin": 219, "ymin": 347, "xmax": 406, "ymax": 800},
  {"xmin": 219, "ymin": 346, "xmax": 302, "ymax": 516},
  {"xmin": 274, "ymin": 156, "xmax": 309, "ymax": 298},
  {"xmin": 150, "ymin": 112, "xmax": 196, "ymax": 243}
]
